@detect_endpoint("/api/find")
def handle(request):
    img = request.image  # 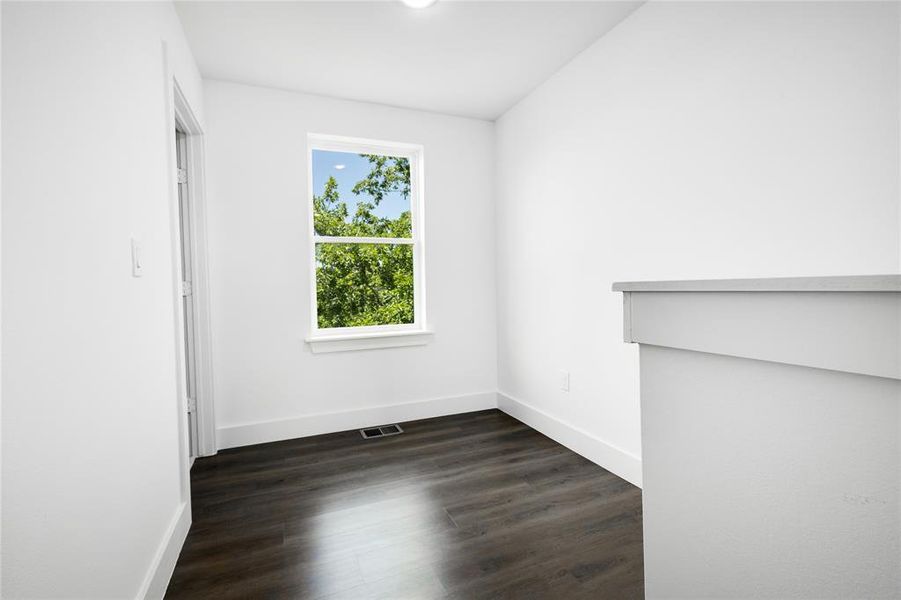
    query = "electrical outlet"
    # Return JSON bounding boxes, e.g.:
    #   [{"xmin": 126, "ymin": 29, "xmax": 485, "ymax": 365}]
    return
[
  {"xmin": 131, "ymin": 237, "xmax": 143, "ymax": 277},
  {"xmin": 558, "ymin": 370, "xmax": 570, "ymax": 392}
]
